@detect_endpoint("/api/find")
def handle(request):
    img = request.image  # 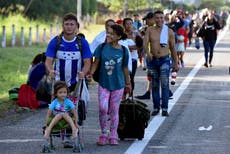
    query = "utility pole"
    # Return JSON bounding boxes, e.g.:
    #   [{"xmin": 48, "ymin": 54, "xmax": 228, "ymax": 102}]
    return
[
  {"xmin": 77, "ymin": 0, "xmax": 82, "ymax": 24},
  {"xmin": 123, "ymin": 0, "xmax": 127, "ymax": 18},
  {"xmin": 151, "ymin": 0, "xmax": 154, "ymax": 12},
  {"xmin": 136, "ymin": 0, "xmax": 139, "ymax": 12}
]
